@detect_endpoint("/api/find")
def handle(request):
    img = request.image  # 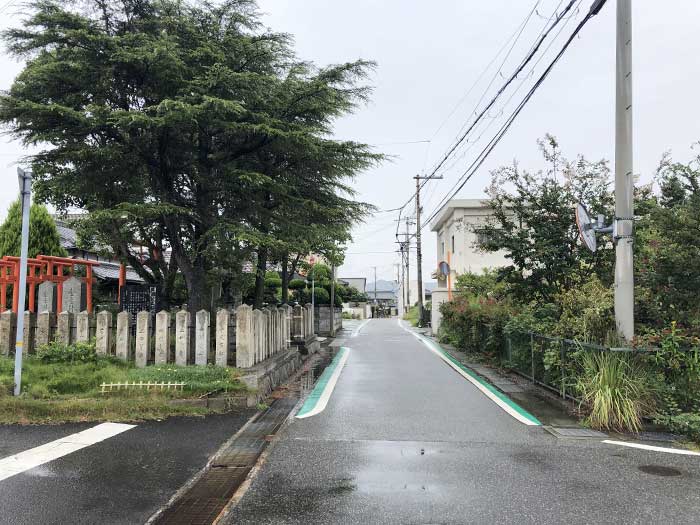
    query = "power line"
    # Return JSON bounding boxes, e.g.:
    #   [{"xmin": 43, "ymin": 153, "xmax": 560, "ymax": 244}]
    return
[
  {"xmin": 421, "ymin": 0, "xmax": 580, "ymax": 213},
  {"xmin": 424, "ymin": 0, "xmax": 580, "ymax": 183},
  {"xmin": 420, "ymin": 0, "xmax": 608, "ymax": 232},
  {"xmin": 387, "ymin": 1, "xmax": 550, "ymax": 232}
]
